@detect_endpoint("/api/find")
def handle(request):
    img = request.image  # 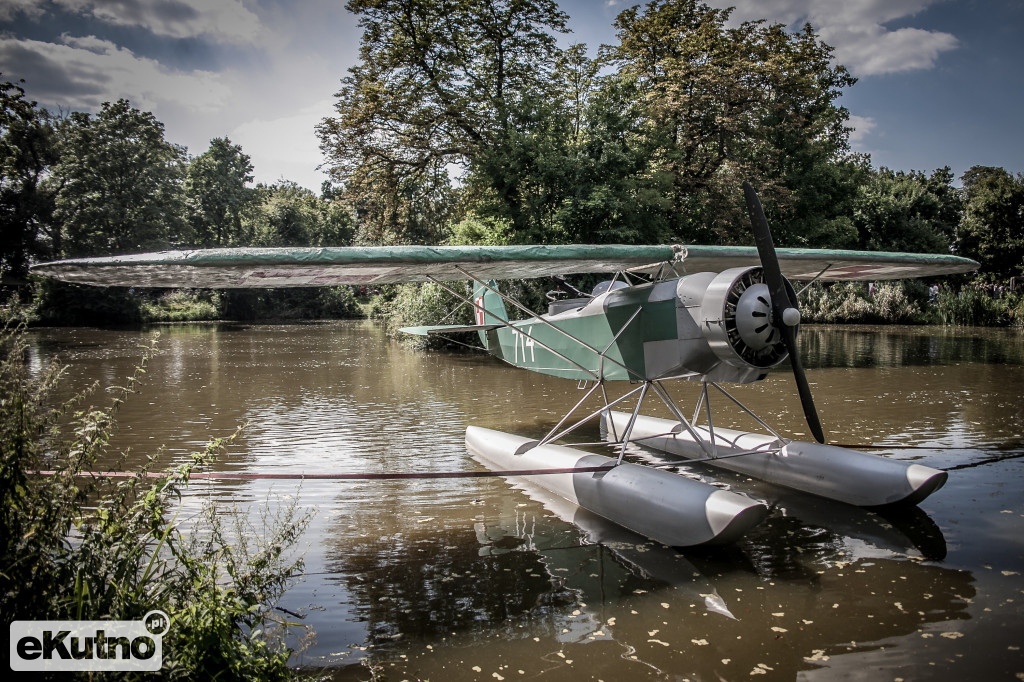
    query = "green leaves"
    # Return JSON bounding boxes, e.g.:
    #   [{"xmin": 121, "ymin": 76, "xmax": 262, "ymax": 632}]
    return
[
  {"xmin": 851, "ymin": 167, "xmax": 960, "ymax": 254},
  {"xmin": 957, "ymin": 166, "xmax": 1024, "ymax": 280},
  {"xmin": 184, "ymin": 137, "xmax": 254, "ymax": 247},
  {"xmin": 604, "ymin": 0, "xmax": 858, "ymax": 244},
  {"xmin": 322, "ymin": 0, "xmax": 570, "ymax": 244},
  {"xmin": 322, "ymin": 0, "xmax": 863, "ymax": 248},
  {"xmin": 52, "ymin": 99, "xmax": 187, "ymax": 257},
  {"xmin": 0, "ymin": 76, "xmax": 57, "ymax": 279}
]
